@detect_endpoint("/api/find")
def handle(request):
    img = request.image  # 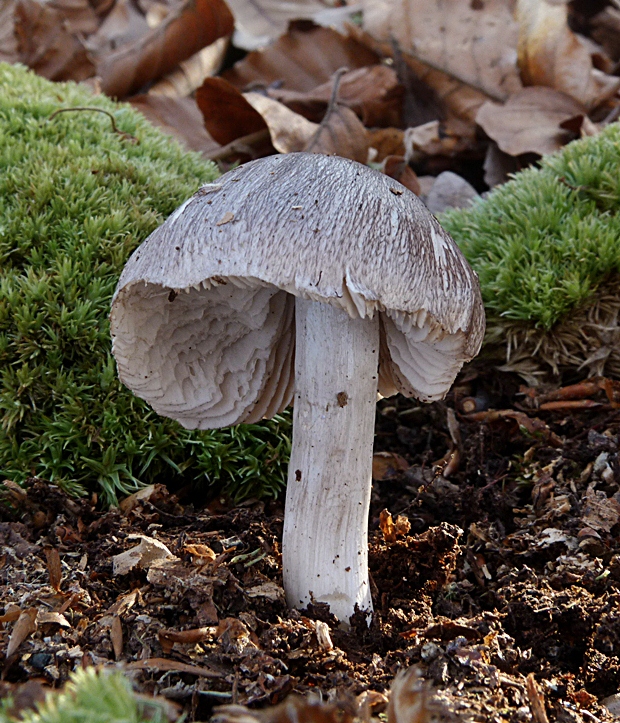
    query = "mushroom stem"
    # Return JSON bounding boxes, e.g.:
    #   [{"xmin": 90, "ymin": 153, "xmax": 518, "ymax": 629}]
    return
[{"xmin": 282, "ymin": 297, "xmax": 379, "ymax": 623}]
